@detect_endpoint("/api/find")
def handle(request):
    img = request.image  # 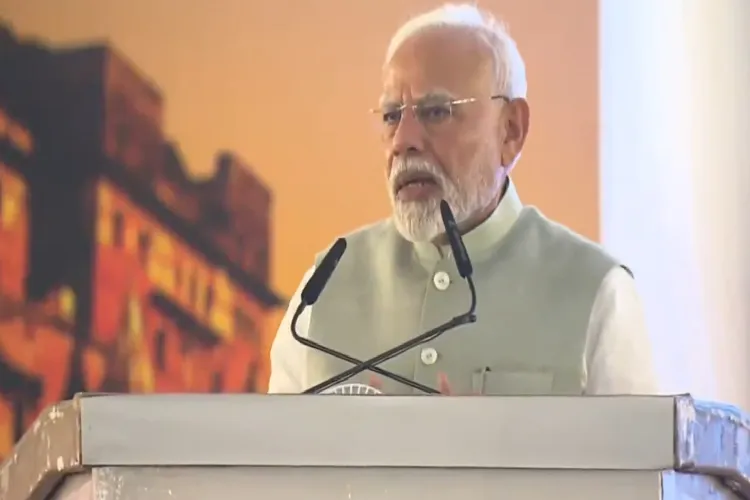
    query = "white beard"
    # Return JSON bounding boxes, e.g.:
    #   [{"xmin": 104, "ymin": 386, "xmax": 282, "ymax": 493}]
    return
[{"xmin": 387, "ymin": 156, "xmax": 502, "ymax": 243}]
